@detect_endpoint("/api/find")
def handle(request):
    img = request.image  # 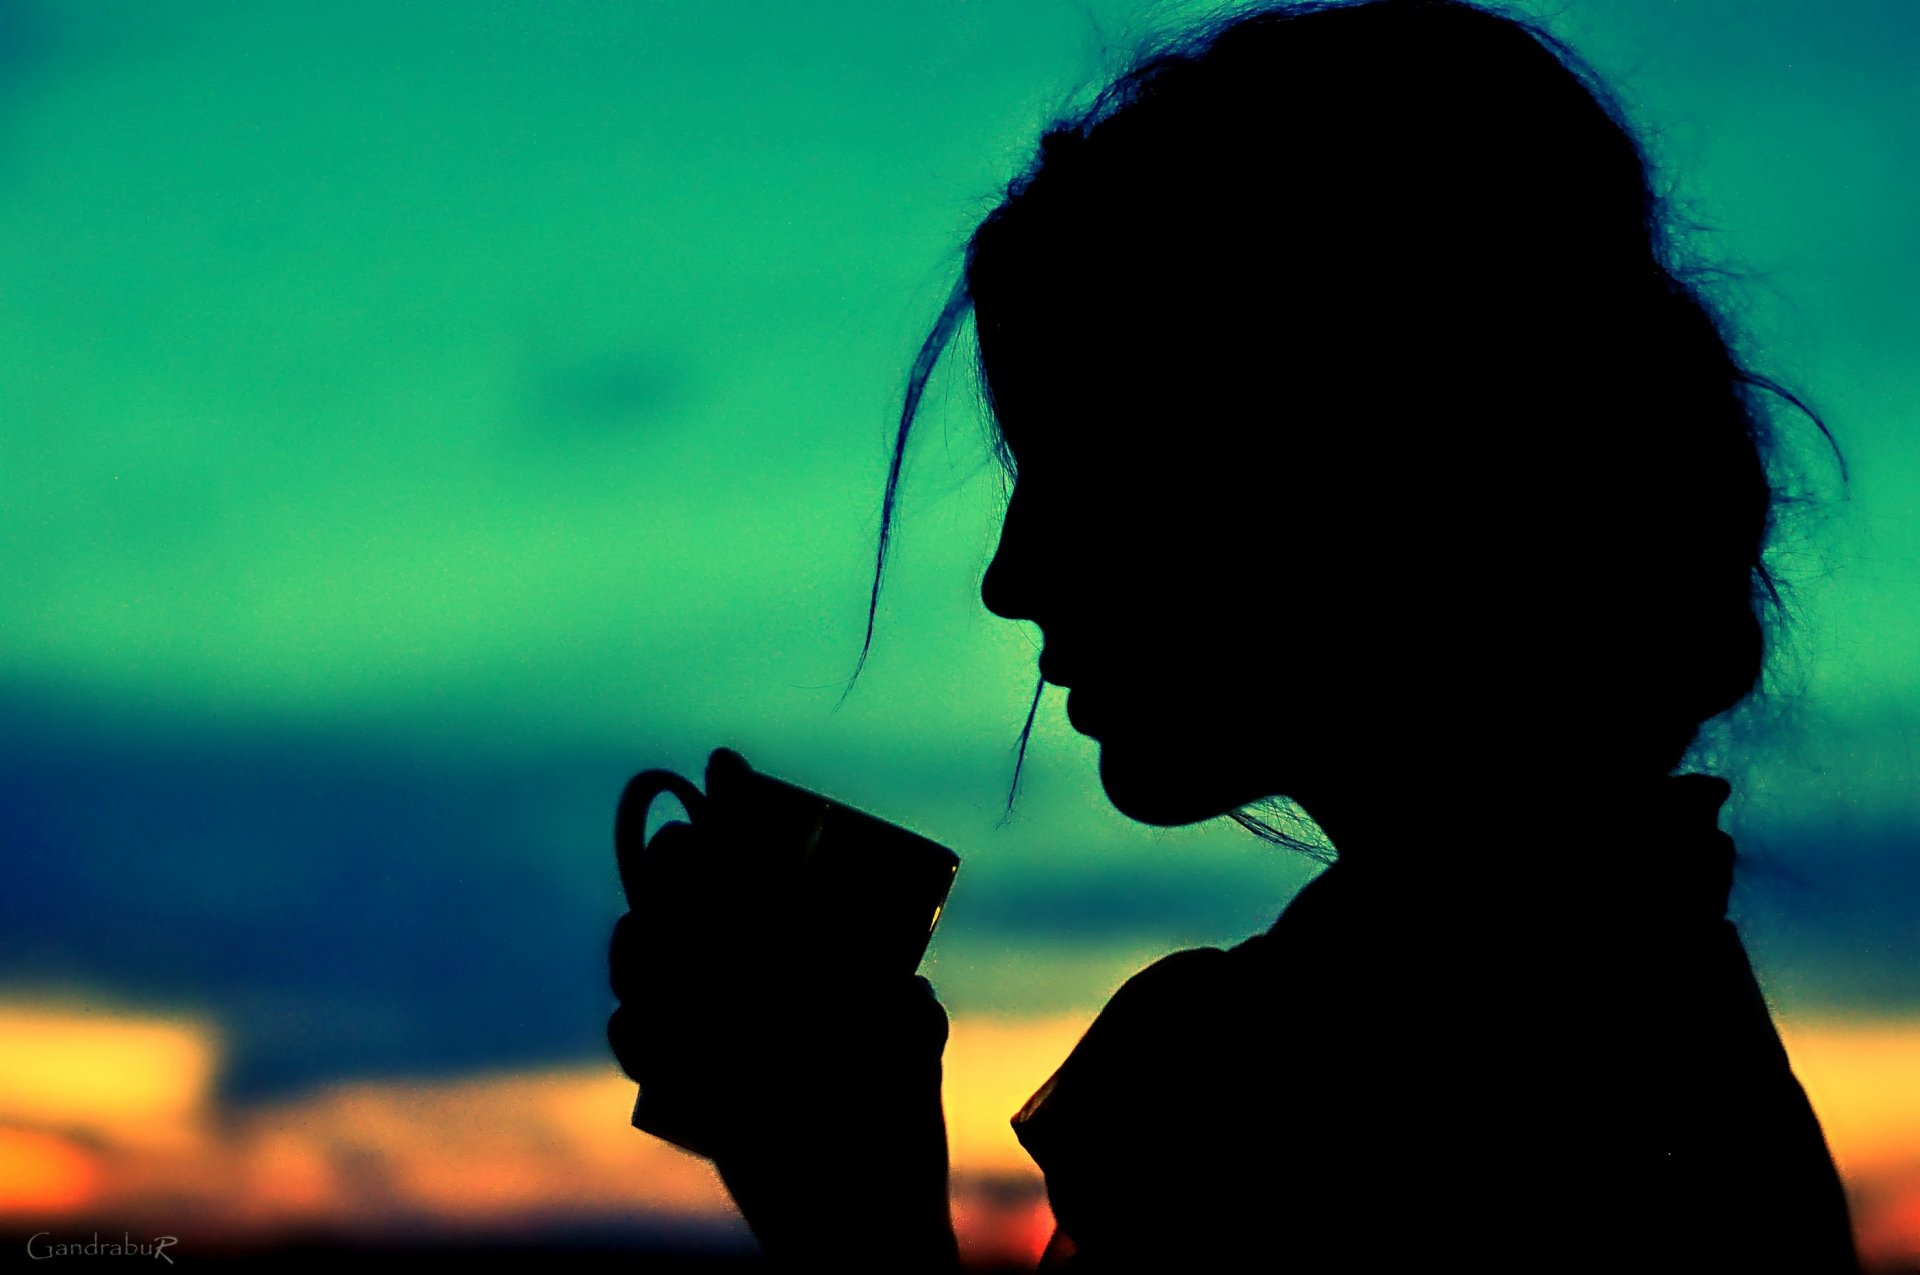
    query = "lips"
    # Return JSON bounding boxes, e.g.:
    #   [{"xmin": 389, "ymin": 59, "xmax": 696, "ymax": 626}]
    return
[
  {"xmin": 1038, "ymin": 651, "xmax": 1075, "ymax": 687},
  {"xmin": 1066, "ymin": 687, "xmax": 1102, "ymax": 736}
]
